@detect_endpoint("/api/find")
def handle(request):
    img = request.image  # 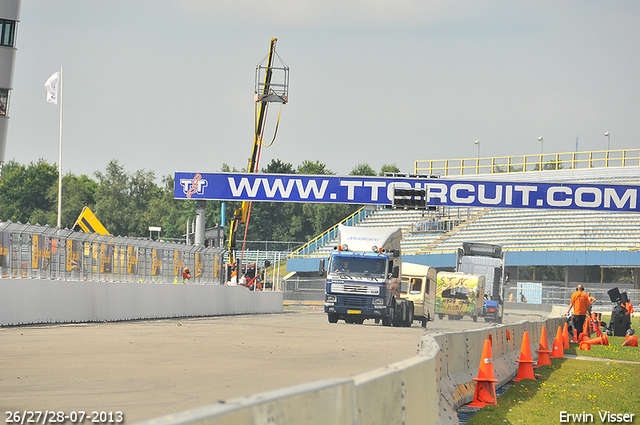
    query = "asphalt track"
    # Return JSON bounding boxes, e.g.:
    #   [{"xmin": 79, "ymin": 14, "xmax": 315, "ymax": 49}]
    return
[{"xmin": 1, "ymin": 306, "xmax": 539, "ymax": 424}]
